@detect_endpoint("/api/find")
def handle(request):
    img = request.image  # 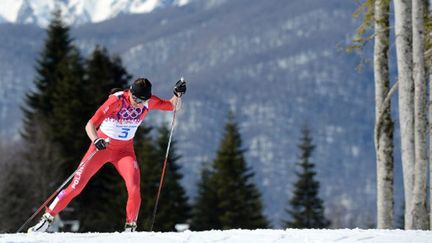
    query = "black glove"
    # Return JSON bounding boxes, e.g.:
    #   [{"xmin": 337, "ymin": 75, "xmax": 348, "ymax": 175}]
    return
[
  {"xmin": 93, "ymin": 138, "xmax": 107, "ymax": 150},
  {"xmin": 173, "ymin": 79, "xmax": 187, "ymax": 97}
]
